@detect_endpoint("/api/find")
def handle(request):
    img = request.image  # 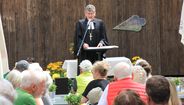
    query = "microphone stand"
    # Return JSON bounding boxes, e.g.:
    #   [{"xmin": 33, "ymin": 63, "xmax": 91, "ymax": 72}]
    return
[
  {"xmin": 76, "ymin": 23, "xmax": 90, "ymax": 56},
  {"xmin": 76, "ymin": 22, "xmax": 90, "ymax": 75}
]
